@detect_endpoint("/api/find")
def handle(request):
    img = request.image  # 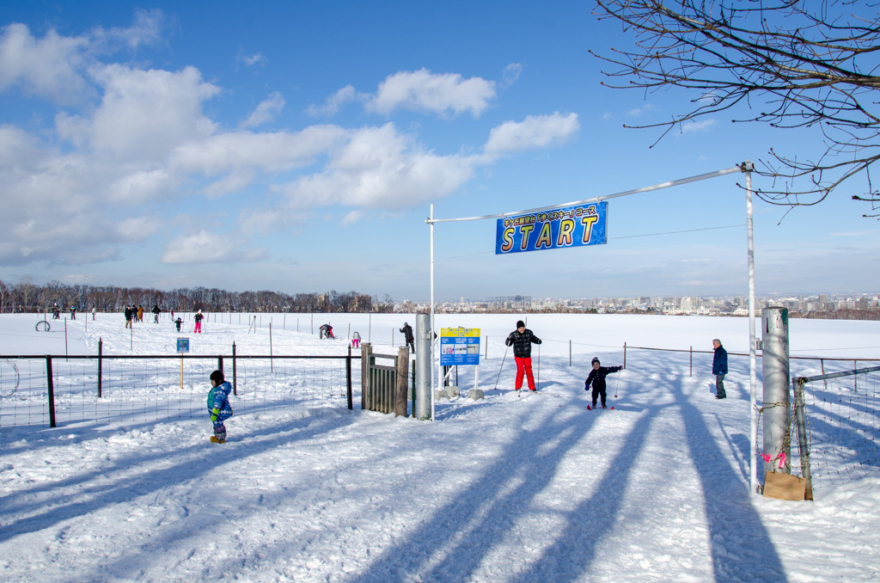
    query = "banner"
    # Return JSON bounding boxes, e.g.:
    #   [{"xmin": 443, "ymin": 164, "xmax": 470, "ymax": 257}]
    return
[
  {"xmin": 495, "ymin": 201, "xmax": 608, "ymax": 255},
  {"xmin": 440, "ymin": 327, "xmax": 481, "ymax": 366}
]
